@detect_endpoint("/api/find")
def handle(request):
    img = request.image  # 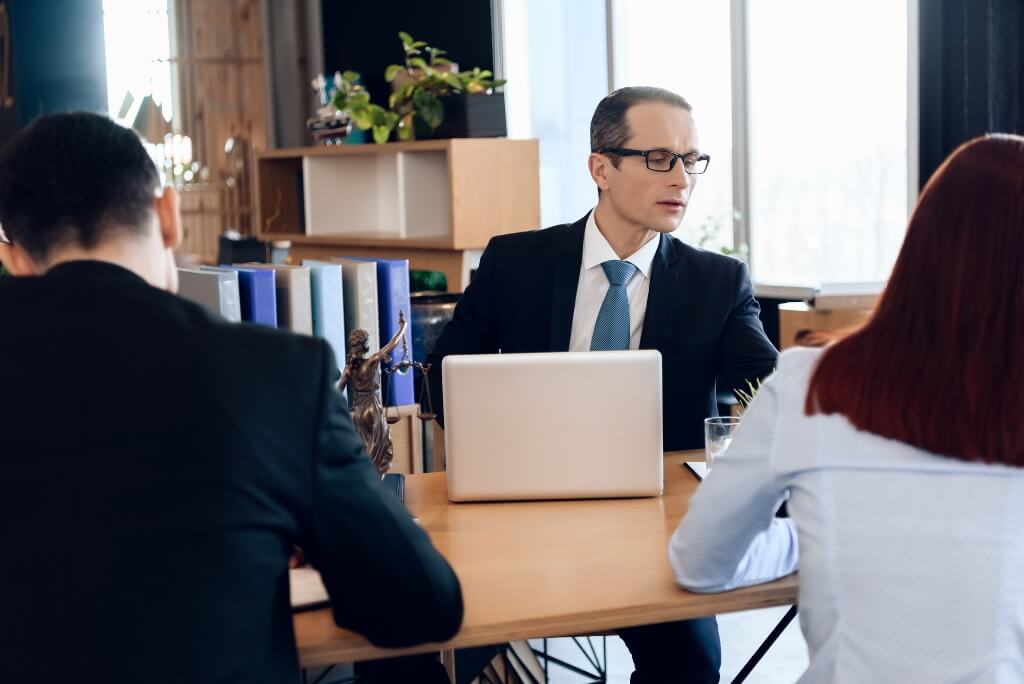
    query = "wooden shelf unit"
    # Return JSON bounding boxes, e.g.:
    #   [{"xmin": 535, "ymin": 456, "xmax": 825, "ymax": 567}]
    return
[{"xmin": 254, "ymin": 139, "xmax": 540, "ymax": 290}]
